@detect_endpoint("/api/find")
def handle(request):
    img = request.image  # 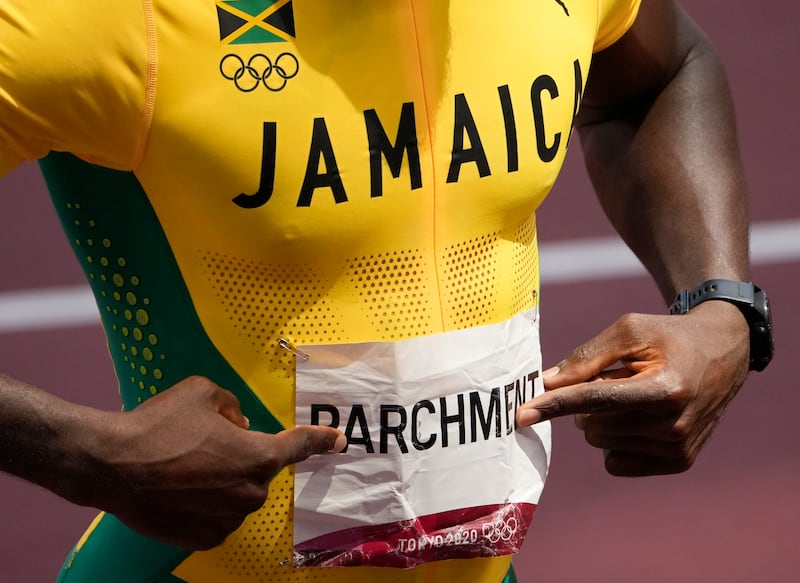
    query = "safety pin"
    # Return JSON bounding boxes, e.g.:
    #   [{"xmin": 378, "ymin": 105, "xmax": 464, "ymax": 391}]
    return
[{"xmin": 278, "ymin": 338, "xmax": 309, "ymax": 361}]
